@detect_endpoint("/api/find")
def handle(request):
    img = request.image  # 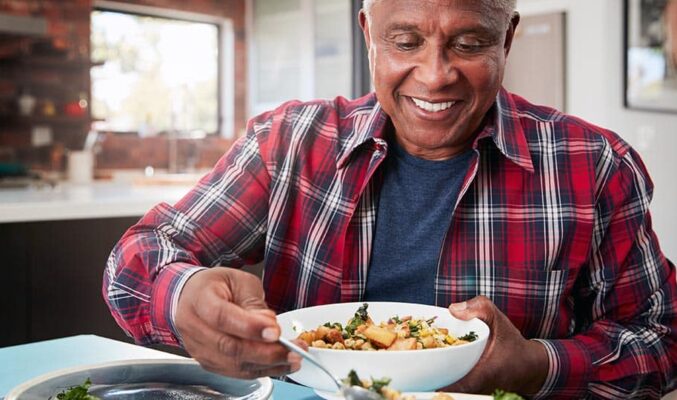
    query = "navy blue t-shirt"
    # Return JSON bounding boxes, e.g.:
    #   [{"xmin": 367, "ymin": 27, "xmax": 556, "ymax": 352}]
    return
[{"xmin": 364, "ymin": 140, "xmax": 473, "ymax": 305}]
